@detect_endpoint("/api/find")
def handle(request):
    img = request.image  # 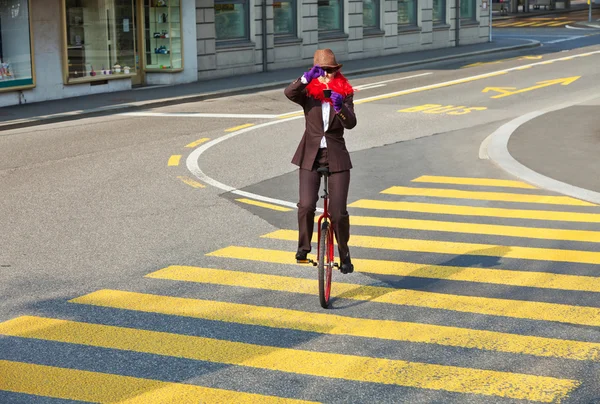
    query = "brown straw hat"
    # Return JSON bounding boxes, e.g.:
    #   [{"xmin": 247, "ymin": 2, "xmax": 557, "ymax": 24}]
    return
[{"xmin": 313, "ymin": 49, "xmax": 342, "ymax": 69}]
